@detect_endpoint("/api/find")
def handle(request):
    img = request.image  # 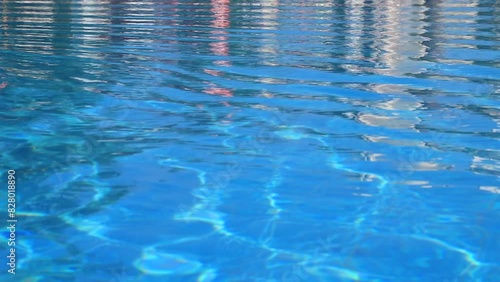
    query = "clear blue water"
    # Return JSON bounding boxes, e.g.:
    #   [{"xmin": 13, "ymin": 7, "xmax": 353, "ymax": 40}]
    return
[{"xmin": 0, "ymin": 0, "xmax": 499, "ymax": 281}]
